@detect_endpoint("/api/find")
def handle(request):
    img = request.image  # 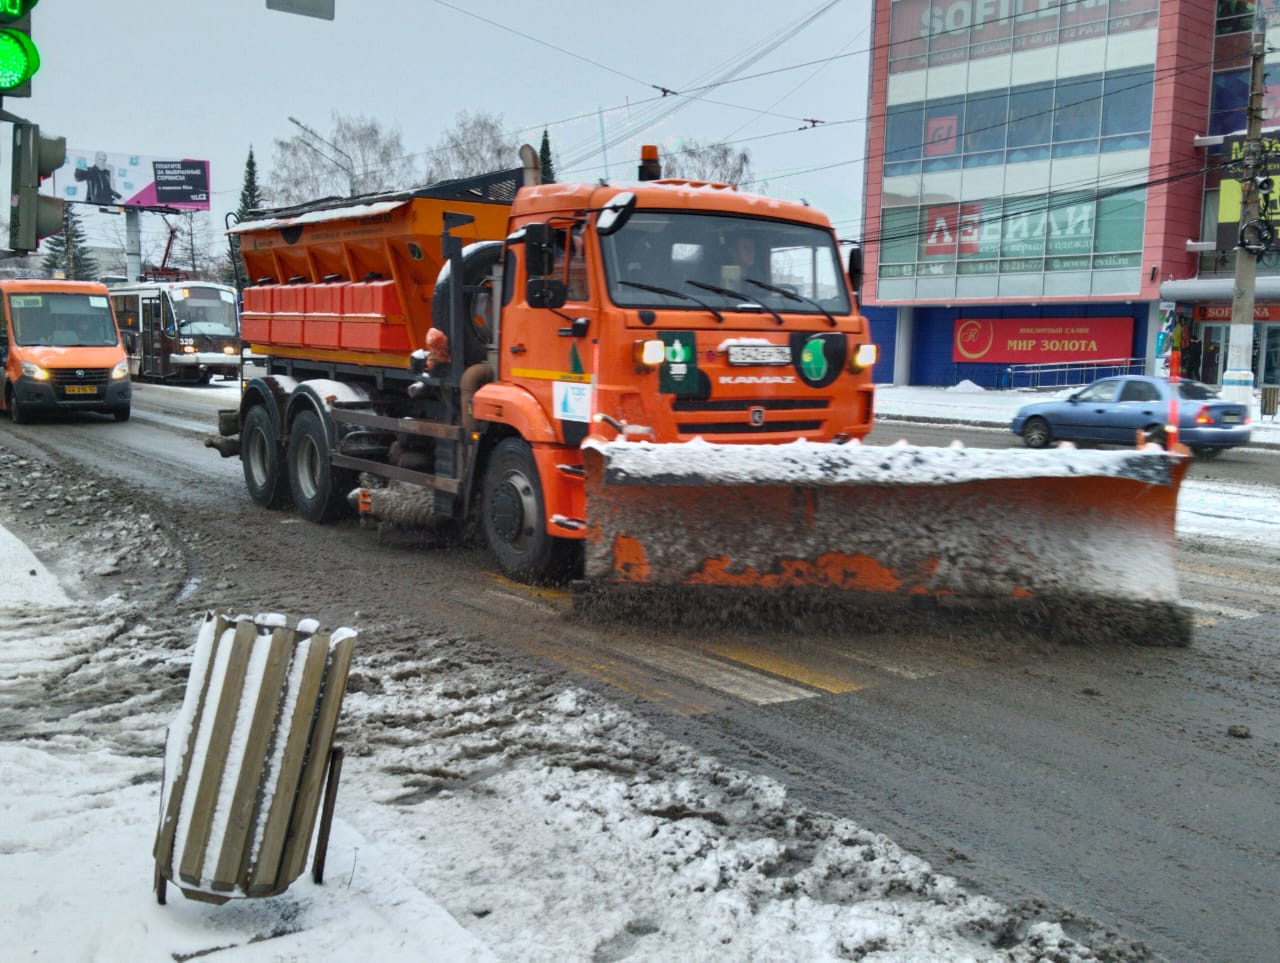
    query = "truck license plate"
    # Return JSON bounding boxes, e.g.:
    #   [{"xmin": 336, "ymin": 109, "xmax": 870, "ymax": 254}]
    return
[{"xmin": 728, "ymin": 344, "xmax": 791, "ymax": 366}]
